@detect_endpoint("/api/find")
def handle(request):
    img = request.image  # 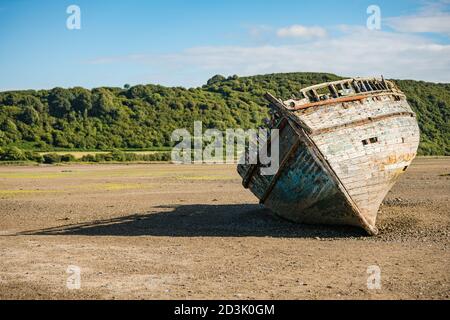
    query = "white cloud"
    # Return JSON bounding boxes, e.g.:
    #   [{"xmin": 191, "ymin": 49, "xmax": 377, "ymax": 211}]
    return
[
  {"xmin": 87, "ymin": 26, "xmax": 450, "ymax": 86},
  {"xmin": 152, "ymin": 27, "xmax": 450, "ymax": 85},
  {"xmin": 386, "ymin": 13, "xmax": 450, "ymax": 34},
  {"xmin": 385, "ymin": 0, "xmax": 450, "ymax": 35},
  {"xmin": 276, "ymin": 25, "xmax": 327, "ymax": 38}
]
